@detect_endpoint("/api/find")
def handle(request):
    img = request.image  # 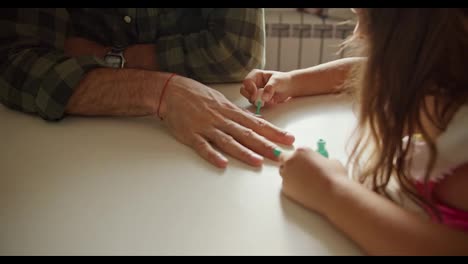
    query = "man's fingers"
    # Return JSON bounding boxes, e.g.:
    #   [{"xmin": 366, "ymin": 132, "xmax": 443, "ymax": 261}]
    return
[
  {"xmin": 225, "ymin": 109, "xmax": 295, "ymax": 146},
  {"xmin": 206, "ymin": 129, "xmax": 264, "ymax": 167},
  {"xmin": 190, "ymin": 134, "xmax": 228, "ymax": 168},
  {"xmin": 218, "ymin": 120, "xmax": 280, "ymax": 161}
]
